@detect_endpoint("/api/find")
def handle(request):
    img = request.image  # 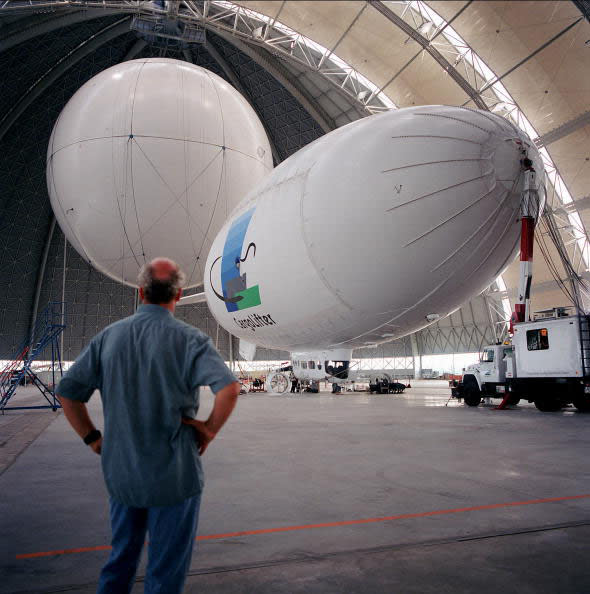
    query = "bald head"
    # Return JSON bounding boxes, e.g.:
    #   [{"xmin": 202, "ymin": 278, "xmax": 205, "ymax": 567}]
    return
[
  {"xmin": 138, "ymin": 258, "xmax": 186, "ymax": 306},
  {"xmin": 150, "ymin": 258, "xmax": 179, "ymax": 281}
]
